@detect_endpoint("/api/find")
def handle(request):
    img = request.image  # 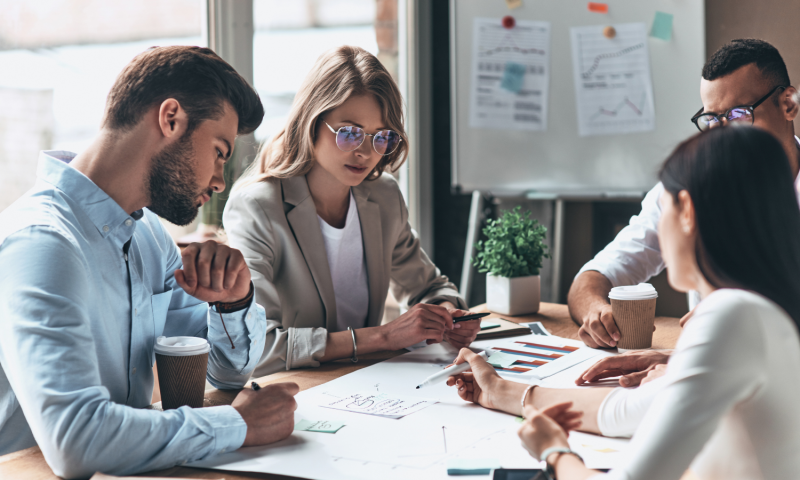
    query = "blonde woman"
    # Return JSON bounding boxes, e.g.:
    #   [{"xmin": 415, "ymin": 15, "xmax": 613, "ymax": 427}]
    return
[{"xmin": 224, "ymin": 46, "xmax": 480, "ymax": 376}]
